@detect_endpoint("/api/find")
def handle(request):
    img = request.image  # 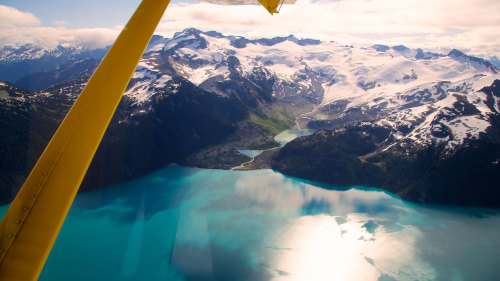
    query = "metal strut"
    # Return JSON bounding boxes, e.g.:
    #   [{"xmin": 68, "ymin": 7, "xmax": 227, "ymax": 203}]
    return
[{"xmin": 258, "ymin": 0, "xmax": 286, "ymax": 14}]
